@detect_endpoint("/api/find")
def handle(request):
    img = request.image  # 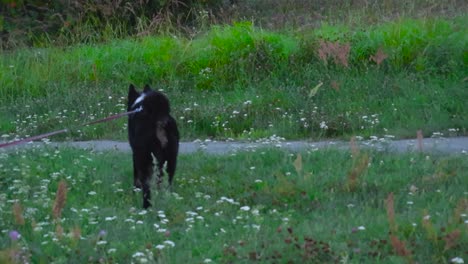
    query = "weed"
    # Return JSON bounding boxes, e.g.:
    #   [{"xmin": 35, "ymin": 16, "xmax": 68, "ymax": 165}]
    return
[
  {"xmin": 317, "ymin": 40, "xmax": 351, "ymax": 67},
  {"xmin": 52, "ymin": 180, "xmax": 67, "ymax": 220}
]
